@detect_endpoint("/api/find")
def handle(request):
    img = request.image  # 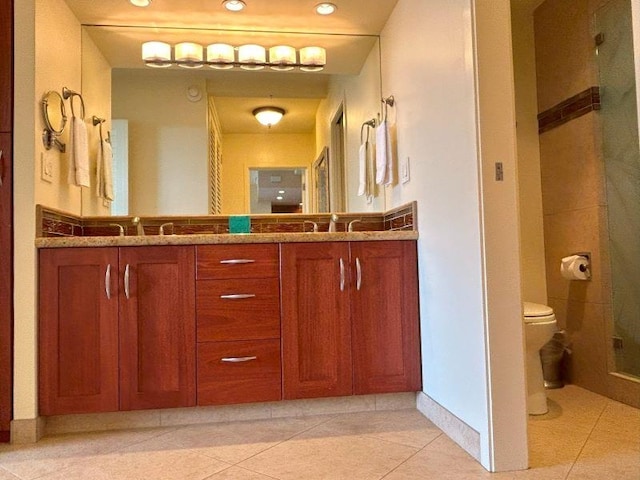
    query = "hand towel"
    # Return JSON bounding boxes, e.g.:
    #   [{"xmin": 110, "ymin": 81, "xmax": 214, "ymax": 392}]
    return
[
  {"xmin": 67, "ymin": 116, "xmax": 90, "ymax": 187},
  {"xmin": 375, "ymin": 119, "xmax": 390, "ymax": 185},
  {"xmin": 357, "ymin": 142, "xmax": 367, "ymax": 196},
  {"xmin": 96, "ymin": 137, "xmax": 114, "ymax": 200},
  {"xmin": 385, "ymin": 121, "xmax": 397, "ymax": 186}
]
